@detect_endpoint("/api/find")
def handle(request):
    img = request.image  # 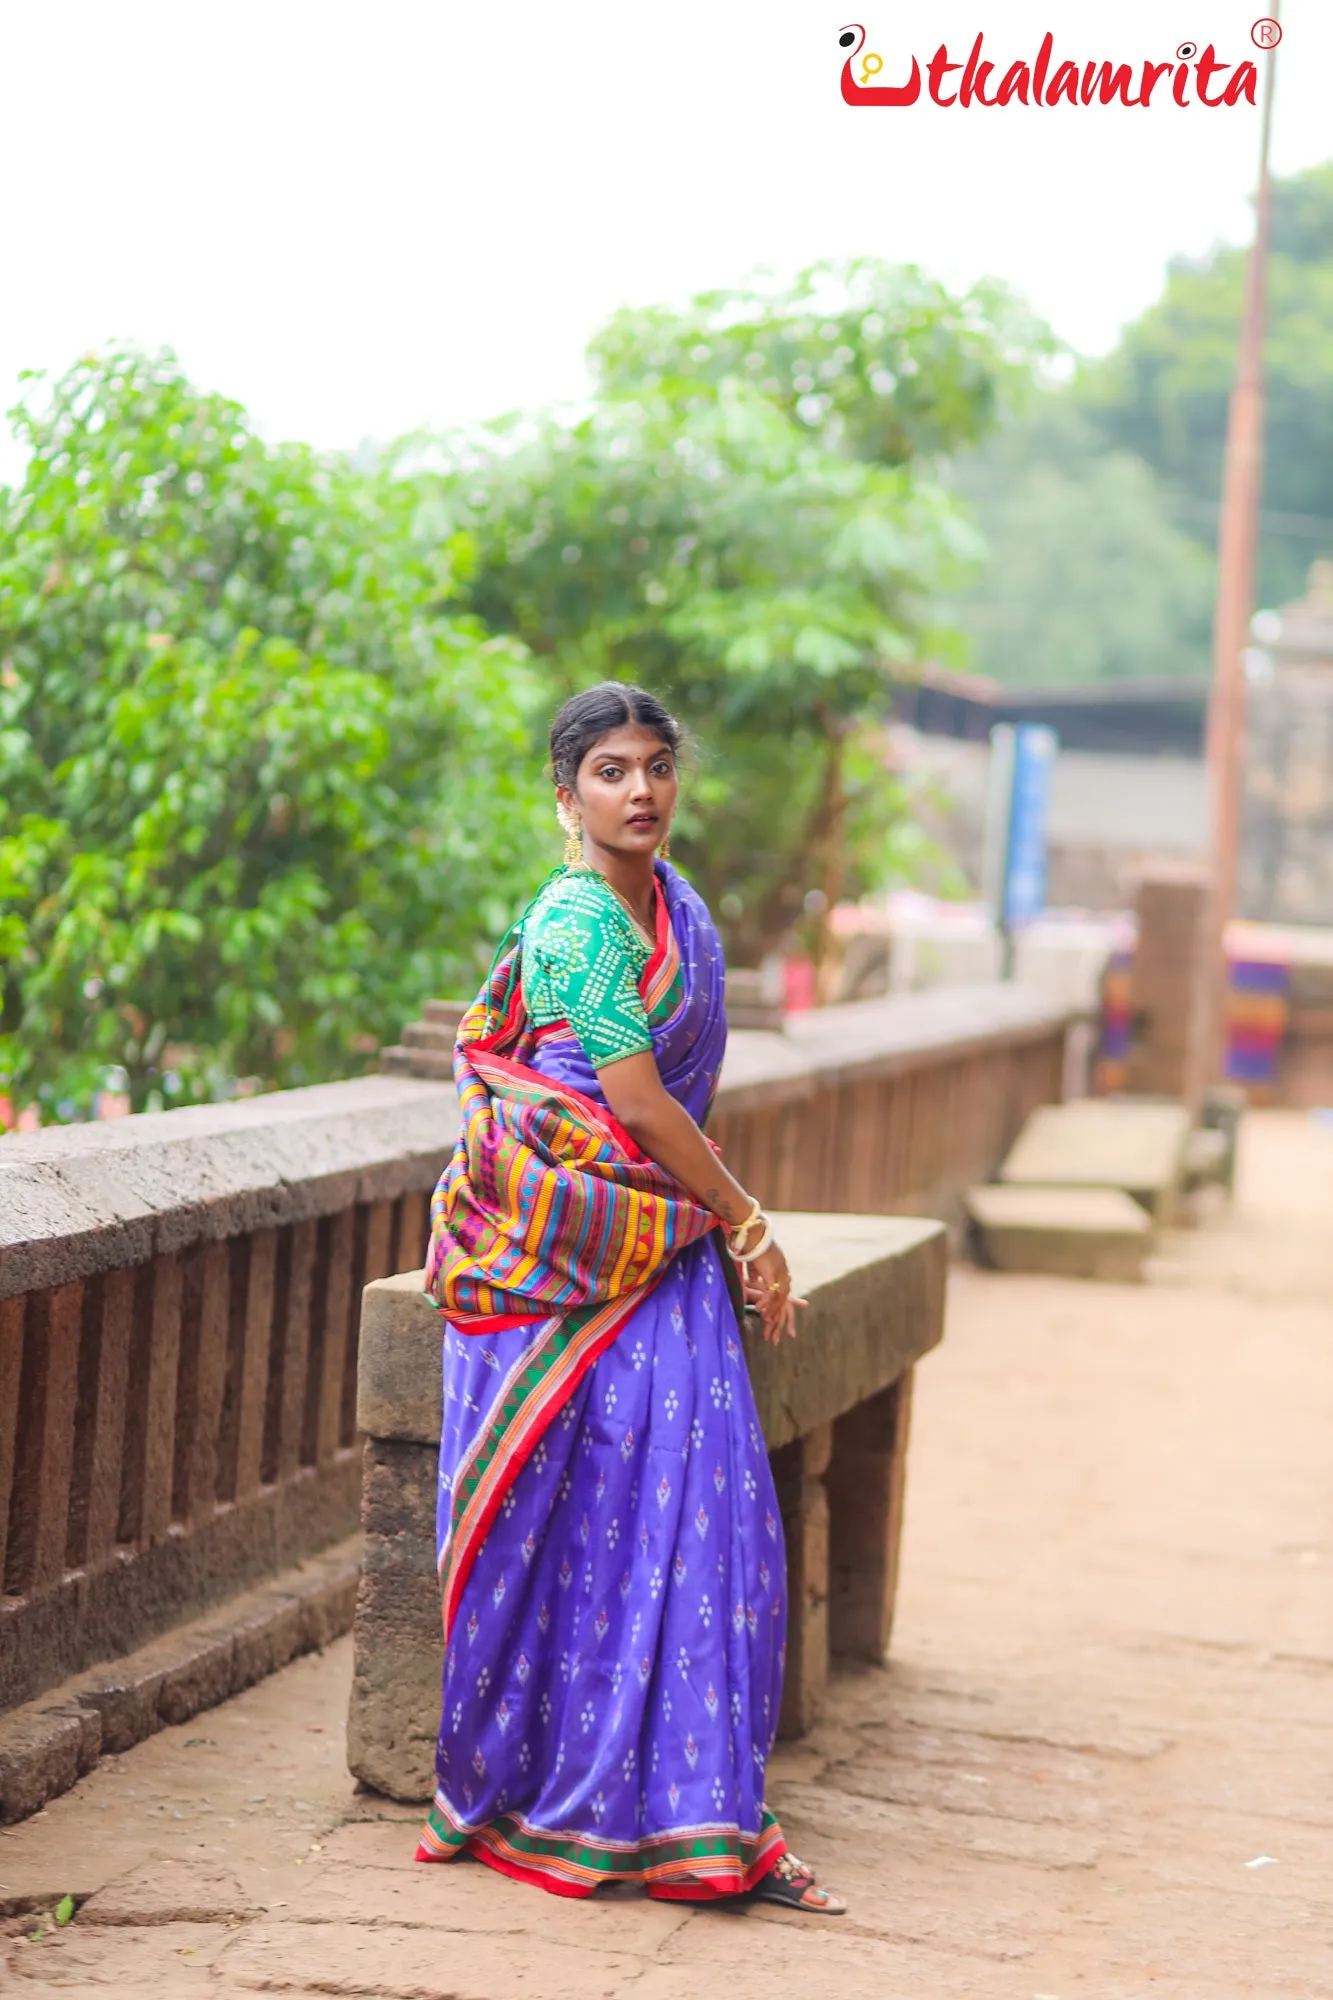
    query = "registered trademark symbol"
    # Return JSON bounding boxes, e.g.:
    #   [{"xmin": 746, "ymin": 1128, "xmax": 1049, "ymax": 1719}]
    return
[{"xmin": 1251, "ymin": 17, "xmax": 1282, "ymax": 49}]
